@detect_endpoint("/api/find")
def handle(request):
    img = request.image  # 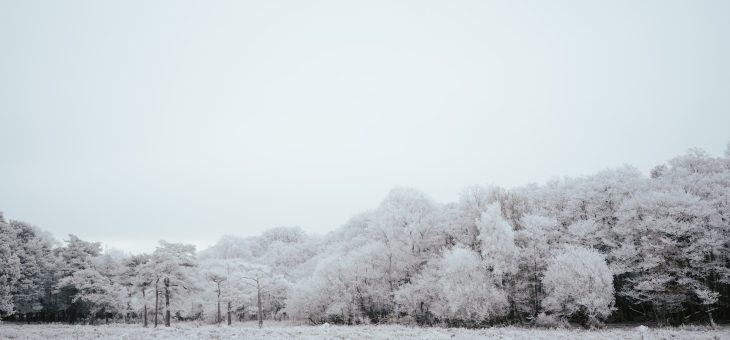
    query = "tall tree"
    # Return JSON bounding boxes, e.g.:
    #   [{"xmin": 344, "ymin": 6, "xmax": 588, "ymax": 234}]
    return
[
  {"xmin": 542, "ymin": 246, "xmax": 615, "ymax": 328},
  {"xmin": 148, "ymin": 241, "xmax": 197, "ymax": 327}
]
